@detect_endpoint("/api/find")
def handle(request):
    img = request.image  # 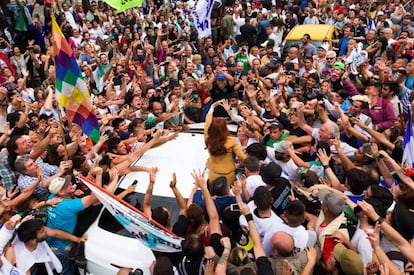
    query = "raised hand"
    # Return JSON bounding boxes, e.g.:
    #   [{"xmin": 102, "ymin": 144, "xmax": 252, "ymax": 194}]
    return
[
  {"xmin": 317, "ymin": 148, "xmax": 330, "ymax": 166},
  {"xmin": 191, "ymin": 169, "xmax": 207, "ymax": 190},
  {"xmin": 169, "ymin": 172, "xmax": 177, "ymax": 189},
  {"xmin": 47, "ymin": 197, "xmax": 63, "ymax": 207},
  {"xmin": 239, "ymin": 202, "xmax": 250, "ymax": 216},
  {"xmin": 306, "ymin": 246, "xmax": 318, "ymax": 266},
  {"xmin": 149, "ymin": 167, "xmax": 159, "ymax": 184}
]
